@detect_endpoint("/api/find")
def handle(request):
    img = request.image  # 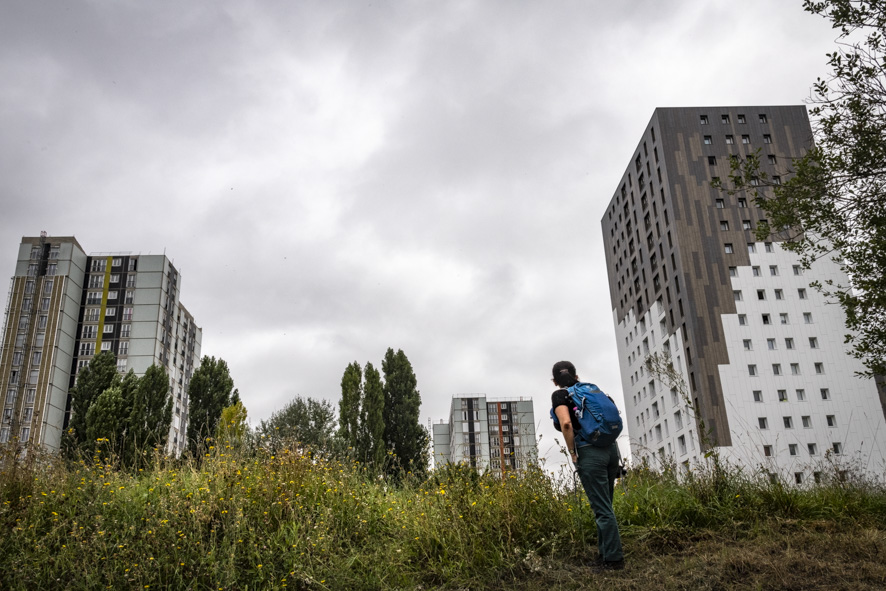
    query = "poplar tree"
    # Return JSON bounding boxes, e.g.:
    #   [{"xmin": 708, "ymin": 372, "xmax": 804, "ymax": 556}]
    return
[
  {"xmin": 124, "ymin": 364, "xmax": 172, "ymax": 465},
  {"xmin": 338, "ymin": 362, "xmax": 363, "ymax": 450},
  {"xmin": 186, "ymin": 356, "xmax": 238, "ymax": 455},
  {"xmin": 63, "ymin": 350, "xmax": 118, "ymax": 457},
  {"xmin": 360, "ymin": 361, "xmax": 386, "ymax": 468},
  {"xmin": 381, "ymin": 348, "xmax": 428, "ymax": 476}
]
